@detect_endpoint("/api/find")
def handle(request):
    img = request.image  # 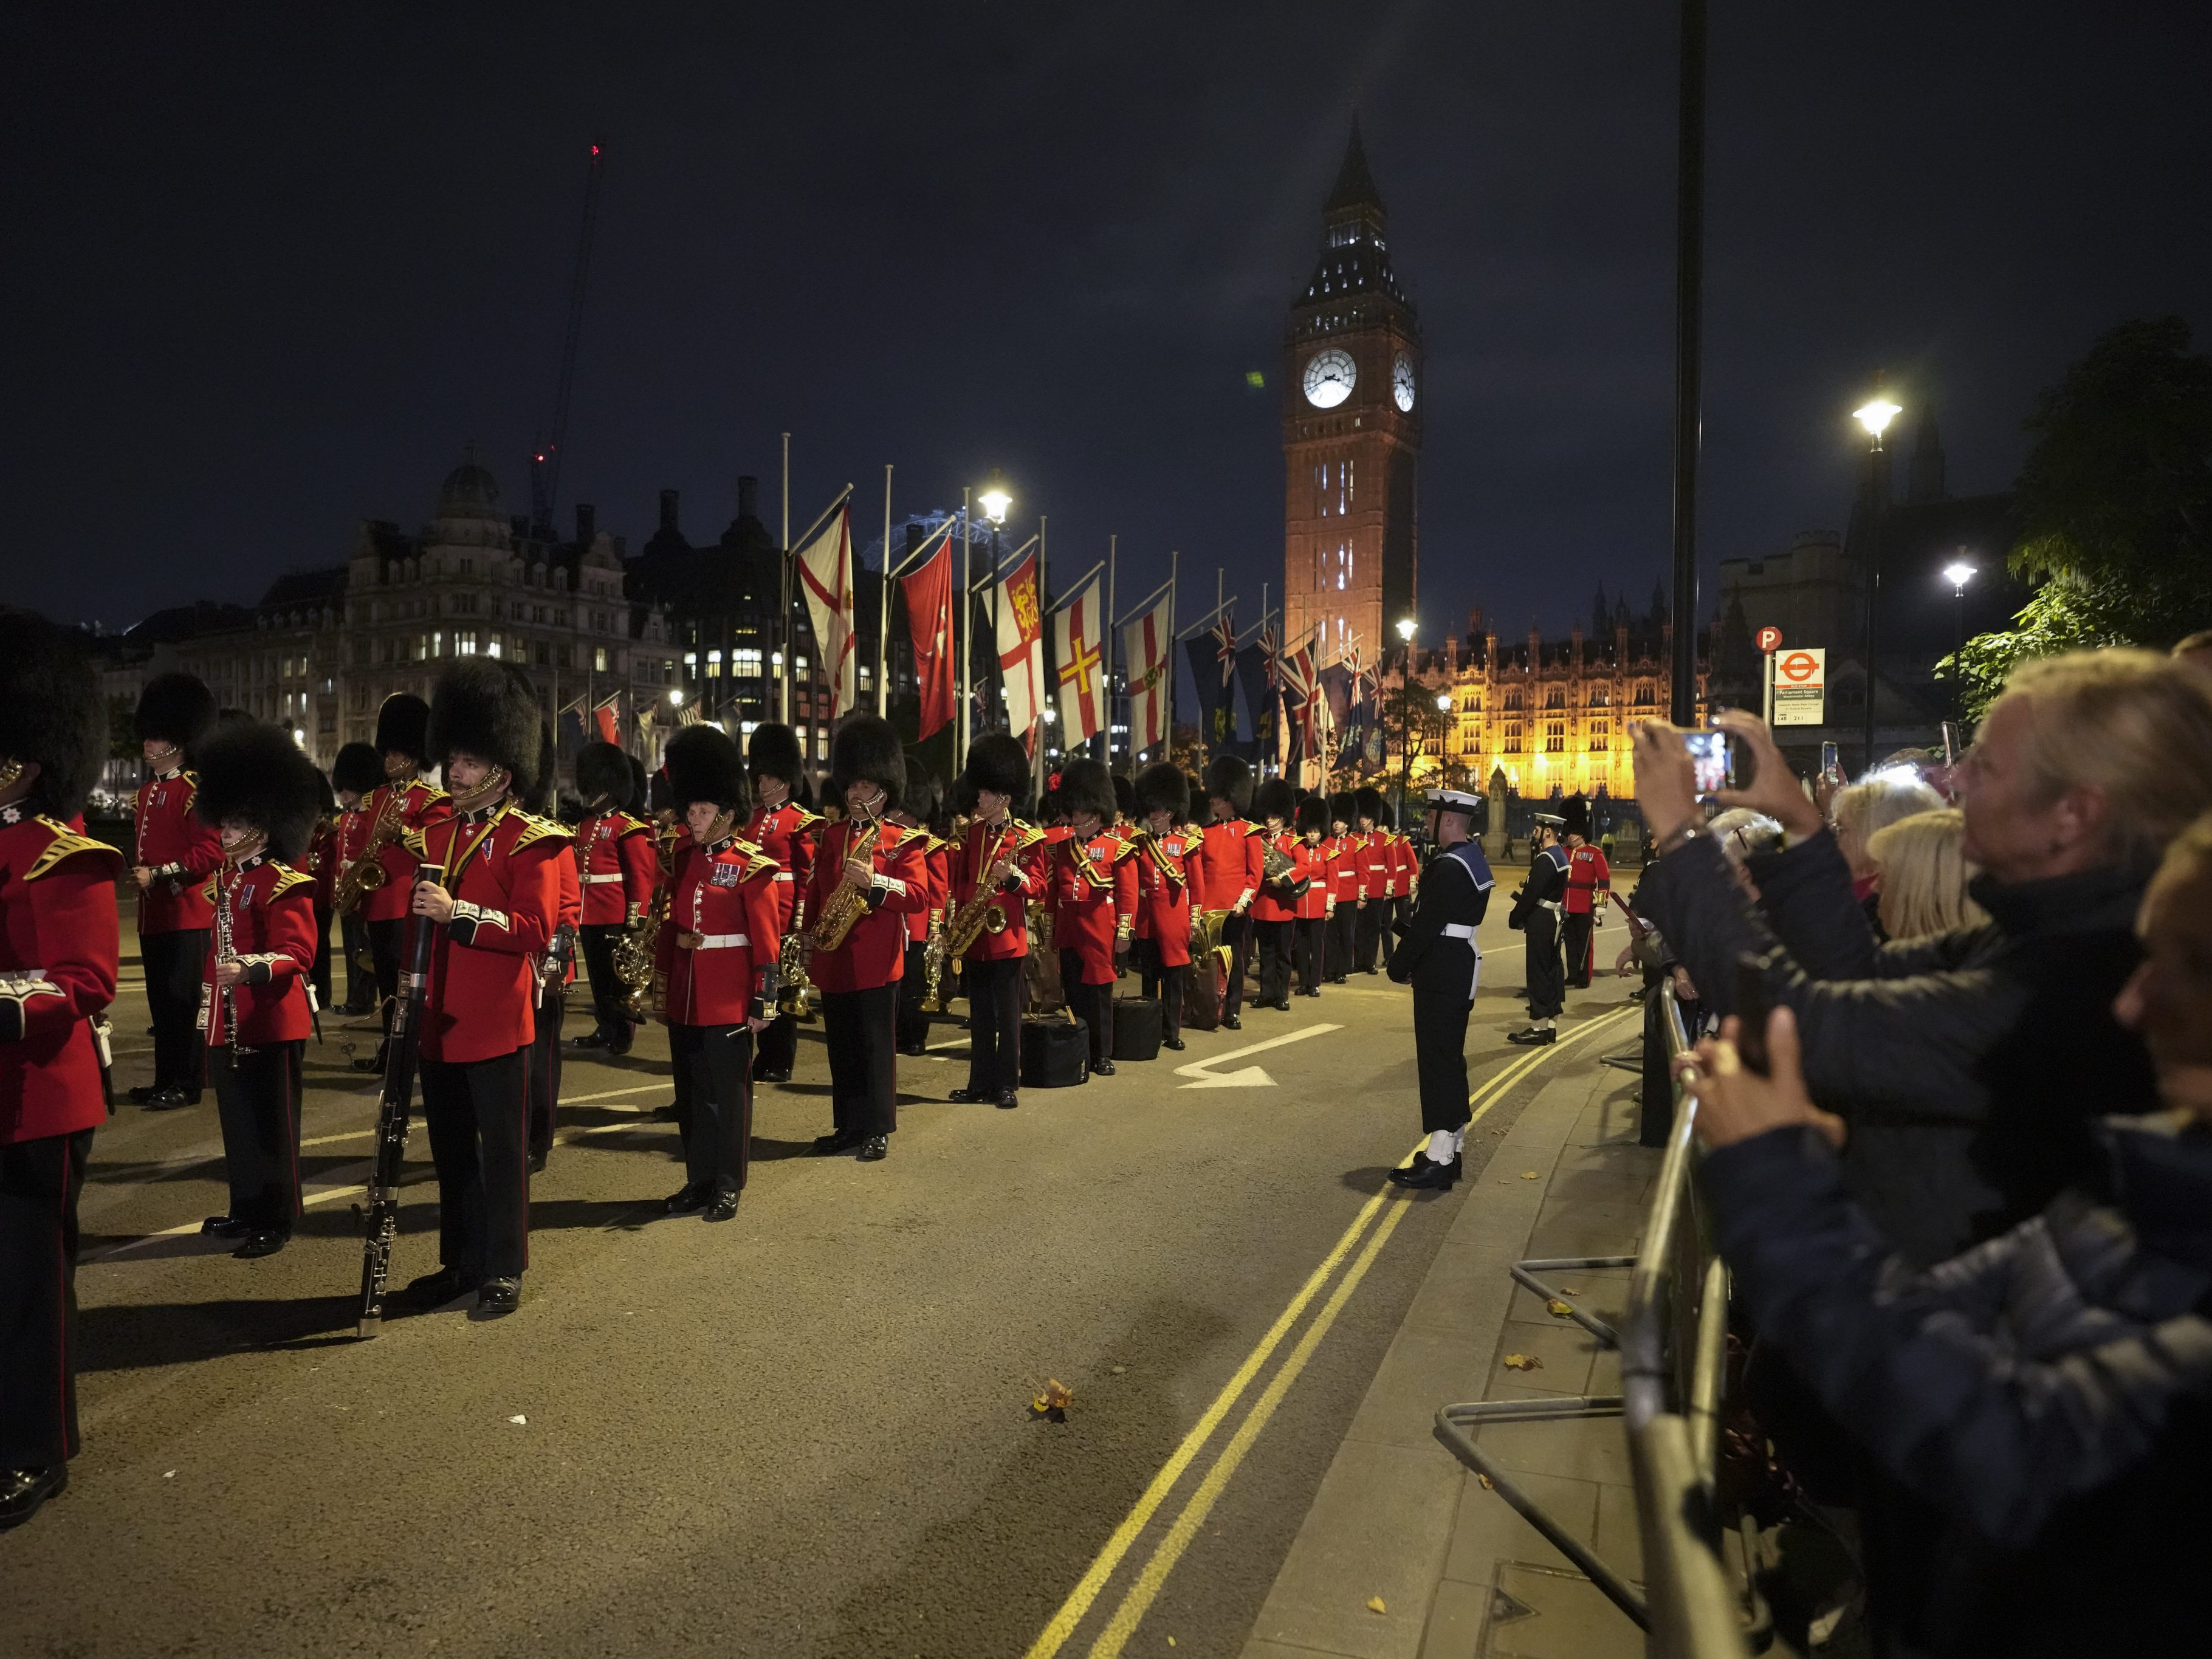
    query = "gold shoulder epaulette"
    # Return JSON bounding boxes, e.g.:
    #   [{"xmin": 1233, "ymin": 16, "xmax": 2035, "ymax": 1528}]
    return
[
  {"xmin": 1243, "ymin": 822, "xmax": 1265, "ymax": 837},
  {"xmin": 1011, "ymin": 821, "xmax": 1049, "ymax": 851},
  {"xmin": 400, "ymin": 825, "xmax": 428, "ymax": 857},
  {"xmin": 201, "ymin": 874, "xmax": 219, "ymax": 904},
  {"xmin": 891, "ymin": 824, "xmax": 930, "ymax": 851},
  {"xmin": 24, "ymin": 818, "xmax": 125, "ymax": 882},
  {"xmin": 267, "ymin": 865, "xmax": 317, "ymax": 899},
  {"xmin": 734, "ymin": 838, "xmax": 780, "ymax": 879},
  {"xmin": 791, "ymin": 808, "xmax": 825, "ymax": 831},
  {"xmin": 510, "ymin": 814, "xmax": 571, "ymax": 853},
  {"xmin": 614, "ymin": 812, "xmax": 651, "ymax": 836}
]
